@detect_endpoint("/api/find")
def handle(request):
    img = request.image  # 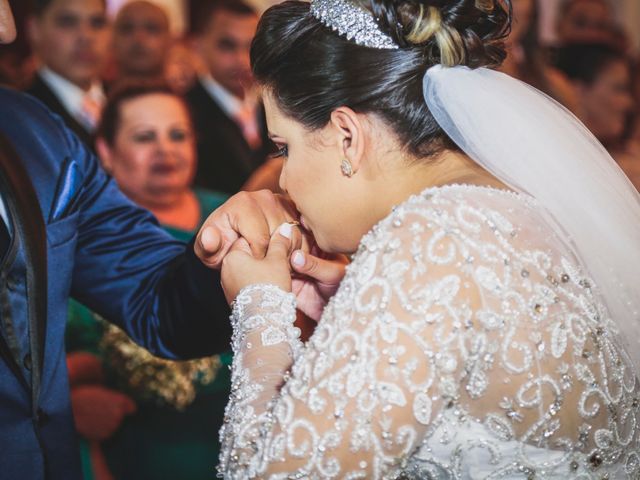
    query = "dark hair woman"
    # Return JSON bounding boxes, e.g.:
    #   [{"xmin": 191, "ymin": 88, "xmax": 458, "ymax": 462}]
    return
[{"xmin": 215, "ymin": 0, "xmax": 640, "ymax": 477}]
